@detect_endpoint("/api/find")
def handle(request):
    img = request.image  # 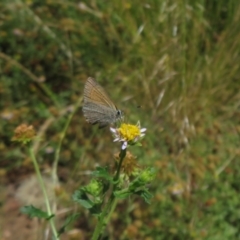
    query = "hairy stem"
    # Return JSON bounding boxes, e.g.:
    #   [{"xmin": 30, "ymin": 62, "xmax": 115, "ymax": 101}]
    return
[{"xmin": 91, "ymin": 148, "xmax": 126, "ymax": 240}]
